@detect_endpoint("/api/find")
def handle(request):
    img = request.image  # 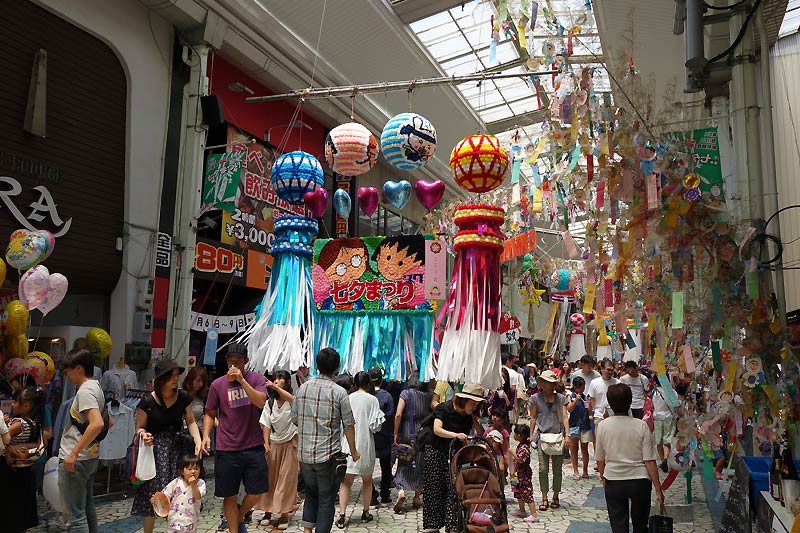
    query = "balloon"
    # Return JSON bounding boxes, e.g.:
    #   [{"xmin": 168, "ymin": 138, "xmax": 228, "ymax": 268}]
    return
[
  {"xmin": 5, "ymin": 229, "xmax": 54, "ymax": 270},
  {"xmin": 413, "ymin": 179, "xmax": 445, "ymax": 211},
  {"xmin": 86, "ymin": 327, "xmax": 112, "ymax": 359},
  {"xmin": 8, "ymin": 335, "xmax": 29, "ymax": 358},
  {"xmin": 43, "ymin": 457, "xmax": 62, "ymax": 512},
  {"xmin": 357, "ymin": 187, "xmax": 379, "ymax": 218},
  {"xmin": 27, "ymin": 351, "xmax": 55, "ymax": 384},
  {"xmin": 4, "ymin": 300, "xmax": 30, "ymax": 335},
  {"xmin": 21, "ymin": 357, "xmax": 46, "ymax": 384},
  {"xmin": 0, "ymin": 257, "xmax": 5, "ymax": 286},
  {"xmin": 19, "ymin": 265, "xmax": 50, "ymax": 310},
  {"xmin": 303, "ymin": 187, "xmax": 329, "ymax": 218},
  {"xmin": 333, "ymin": 189, "xmax": 352, "ymax": 219},
  {"xmin": 383, "ymin": 180, "xmax": 412, "ymax": 210},
  {"xmin": 3, "ymin": 357, "xmax": 27, "ymax": 379},
  {"xmin": 39, "ymin": 273, "xmax": 68, "ymax": 316}
]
